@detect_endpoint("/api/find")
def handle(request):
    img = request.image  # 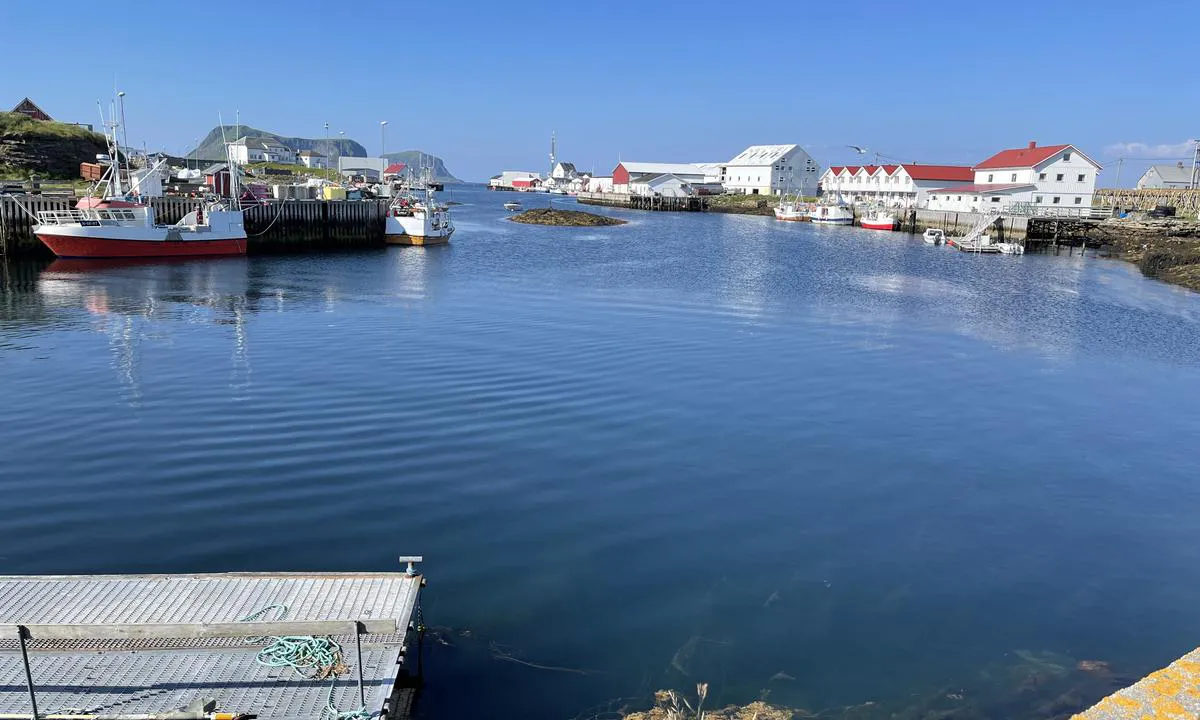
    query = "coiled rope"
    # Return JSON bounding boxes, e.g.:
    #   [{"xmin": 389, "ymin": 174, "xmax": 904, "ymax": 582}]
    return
[{"xmin": 240, "ymin": 604, "xmax": 370, "ymax": 719}]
